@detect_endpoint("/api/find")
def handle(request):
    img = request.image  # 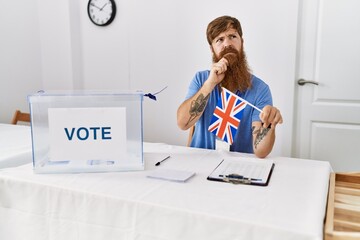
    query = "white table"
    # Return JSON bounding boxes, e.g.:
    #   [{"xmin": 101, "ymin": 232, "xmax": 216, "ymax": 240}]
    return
[
  {"xmin": 0, "ymin": 142, "xmax": 331, "ymax": 240},
  {"xmin": 0, "ymin": 123, "xmax": 32, "ymax": 168}
]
